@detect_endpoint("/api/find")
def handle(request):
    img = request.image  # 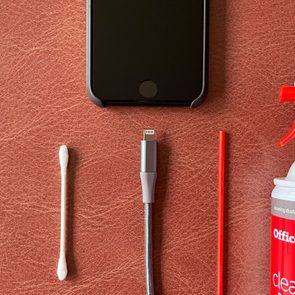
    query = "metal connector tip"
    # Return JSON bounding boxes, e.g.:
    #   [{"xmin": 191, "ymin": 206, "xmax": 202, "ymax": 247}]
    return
[{"xmin": 143, "ymin": 129, "xmax": 155, "ymax": 141}]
